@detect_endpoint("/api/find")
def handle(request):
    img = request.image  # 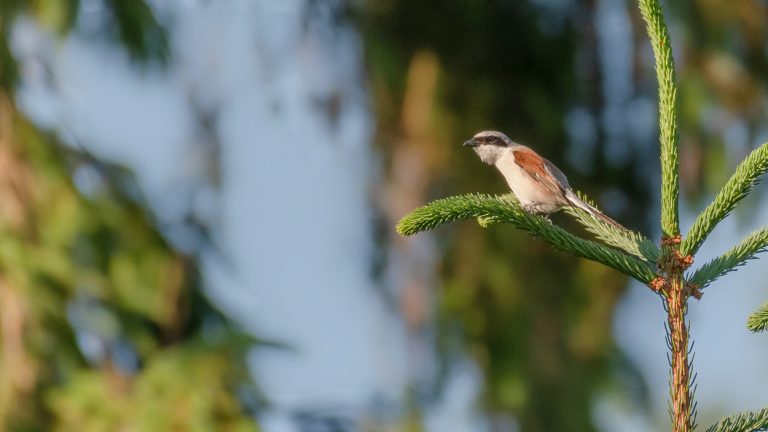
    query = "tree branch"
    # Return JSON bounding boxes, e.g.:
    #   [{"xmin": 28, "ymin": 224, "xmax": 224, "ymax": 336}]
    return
[
  {"xmin": 706, "ymin": 408, "xmax": 768, "ymax": 432},
  {"xmin": 396, "ymin": 193, "xmax": 656, "ymax": 283},
  {"xmin": 681, "ymin": 144, "xmax": 768, "ymax": 256},
  {"xmin": 687, "ymin": 227, "xmax": 768, "ymax": 289},
  {"xmin": 747, "ymin": 302, "xmax": 768, "ymax": 333},
  {"xmin": 638, "ymin": 0, "xmax": 680, "ymax": 238}
]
